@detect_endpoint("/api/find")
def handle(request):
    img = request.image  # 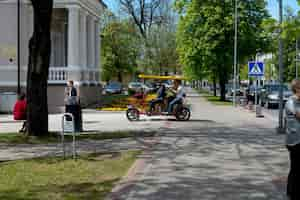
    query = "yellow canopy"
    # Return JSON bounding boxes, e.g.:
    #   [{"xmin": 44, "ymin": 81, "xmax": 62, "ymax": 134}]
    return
[{"xmin": 138, "ymin": 74, "xmax": 186, "ymax": 80}]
